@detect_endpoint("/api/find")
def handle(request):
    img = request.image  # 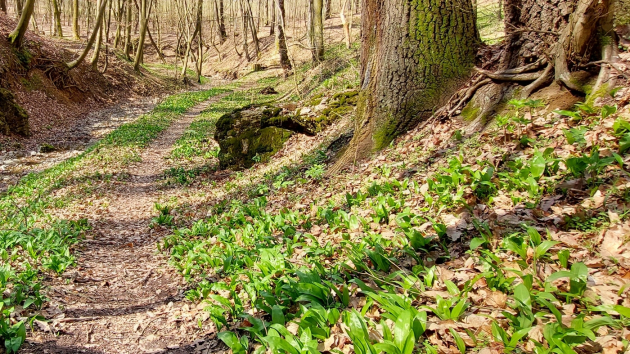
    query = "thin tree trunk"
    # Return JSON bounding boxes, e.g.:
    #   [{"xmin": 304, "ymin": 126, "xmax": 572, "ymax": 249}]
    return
[
  {"xmin": 275, "ymin": 0, "xmax": 290, "ymax": 71},
  {"xmin": 16, "ymin": 0, "xmax": 24, "ymax": 17},
  {"xmin": 217, "ymin": 0, "xmax": 227, "ymax": 42},
  {"xmin": 324, "ymin": 0, "xmax": 331, "ymax": 20},
  {"xmin": 72, "ymin": 0, "xmax": 80, "ymax": 39},
  {"xmin": 8, "ymin": 0, "xmax": 35, "ymax": 48},
  {"xmin": 67, "ymin": 0, "xmax": 108, "ymax": 69},
  {"xmin": 91, "ymin": 0, "xmax": 104, "ymax": 70},
  {"xmin": 181, "ymin": 0, "xmax": 202, "ymax": 80},
  {"xmin": 1, "ymin": 0, "xmax": 7, "ymax": 13},
  {"xmin": 133, "ymin": 0, "xmax": 149, "ymax": 71},
  {"xmin": 308, "ymin": 0, "xmax": 324, "ymax": 64},
  {"xmin": 340, "ymin": 0, "xmax": 350, "ymax": 48},
  {"xmin": 52, "ymin": 0, "xmax": 63, "ymax": 37},
  {"xmin": 123, "ymin": 0, "xmax": 132, "ymax": 58}
]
